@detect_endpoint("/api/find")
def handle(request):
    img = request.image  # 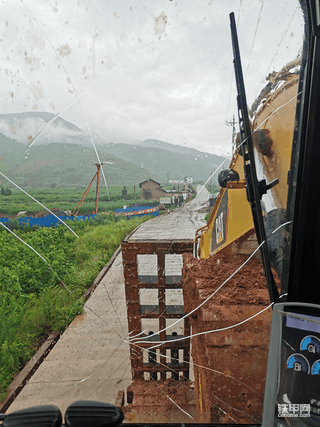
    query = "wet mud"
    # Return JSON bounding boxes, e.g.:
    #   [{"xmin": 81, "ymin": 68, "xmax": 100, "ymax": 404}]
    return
[
  {"xmin": 122, "ymin": 378, "xmax": 198, "ymax": 423},
  {"xmin": 181, "ymin": 252, "xmax": 278, "ymax": 423}
]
